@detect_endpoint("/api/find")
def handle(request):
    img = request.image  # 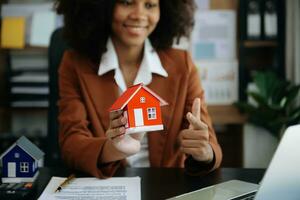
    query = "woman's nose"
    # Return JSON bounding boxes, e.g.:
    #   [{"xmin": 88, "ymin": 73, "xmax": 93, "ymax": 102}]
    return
[{"xmin": 129, "ymin": 4, "xmax": 147, "ymax": 20}]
